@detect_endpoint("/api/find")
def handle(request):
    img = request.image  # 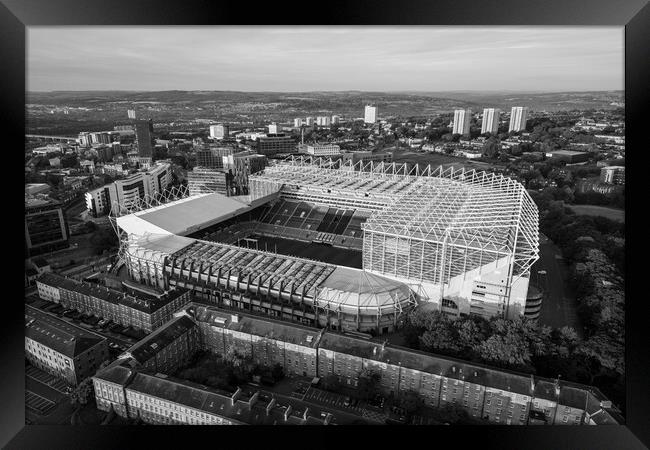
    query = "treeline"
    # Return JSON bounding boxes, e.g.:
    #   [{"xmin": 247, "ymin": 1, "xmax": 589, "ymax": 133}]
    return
[
  {"xmin": 402, "ymin": 311, "xmax": 581, "ymax": 376},
  {"xmin": 530, "ymin": 189, "xmax": 625, "ymax": 410}
]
